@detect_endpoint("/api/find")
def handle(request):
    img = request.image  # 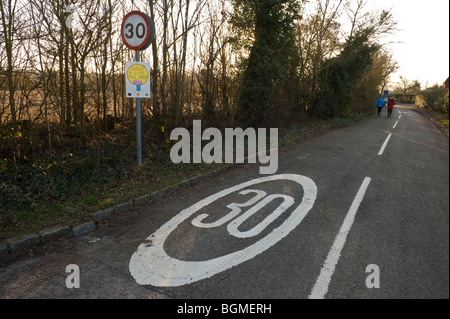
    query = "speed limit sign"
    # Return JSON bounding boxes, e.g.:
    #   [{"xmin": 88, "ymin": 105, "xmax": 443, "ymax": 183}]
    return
[
  {"xmin": 121, "ymin": 11, "xmax": 155, "ymax": 51},
  {"xmin": 121, "ymin": 11, "xmax": 155, "ymax": 167}
]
